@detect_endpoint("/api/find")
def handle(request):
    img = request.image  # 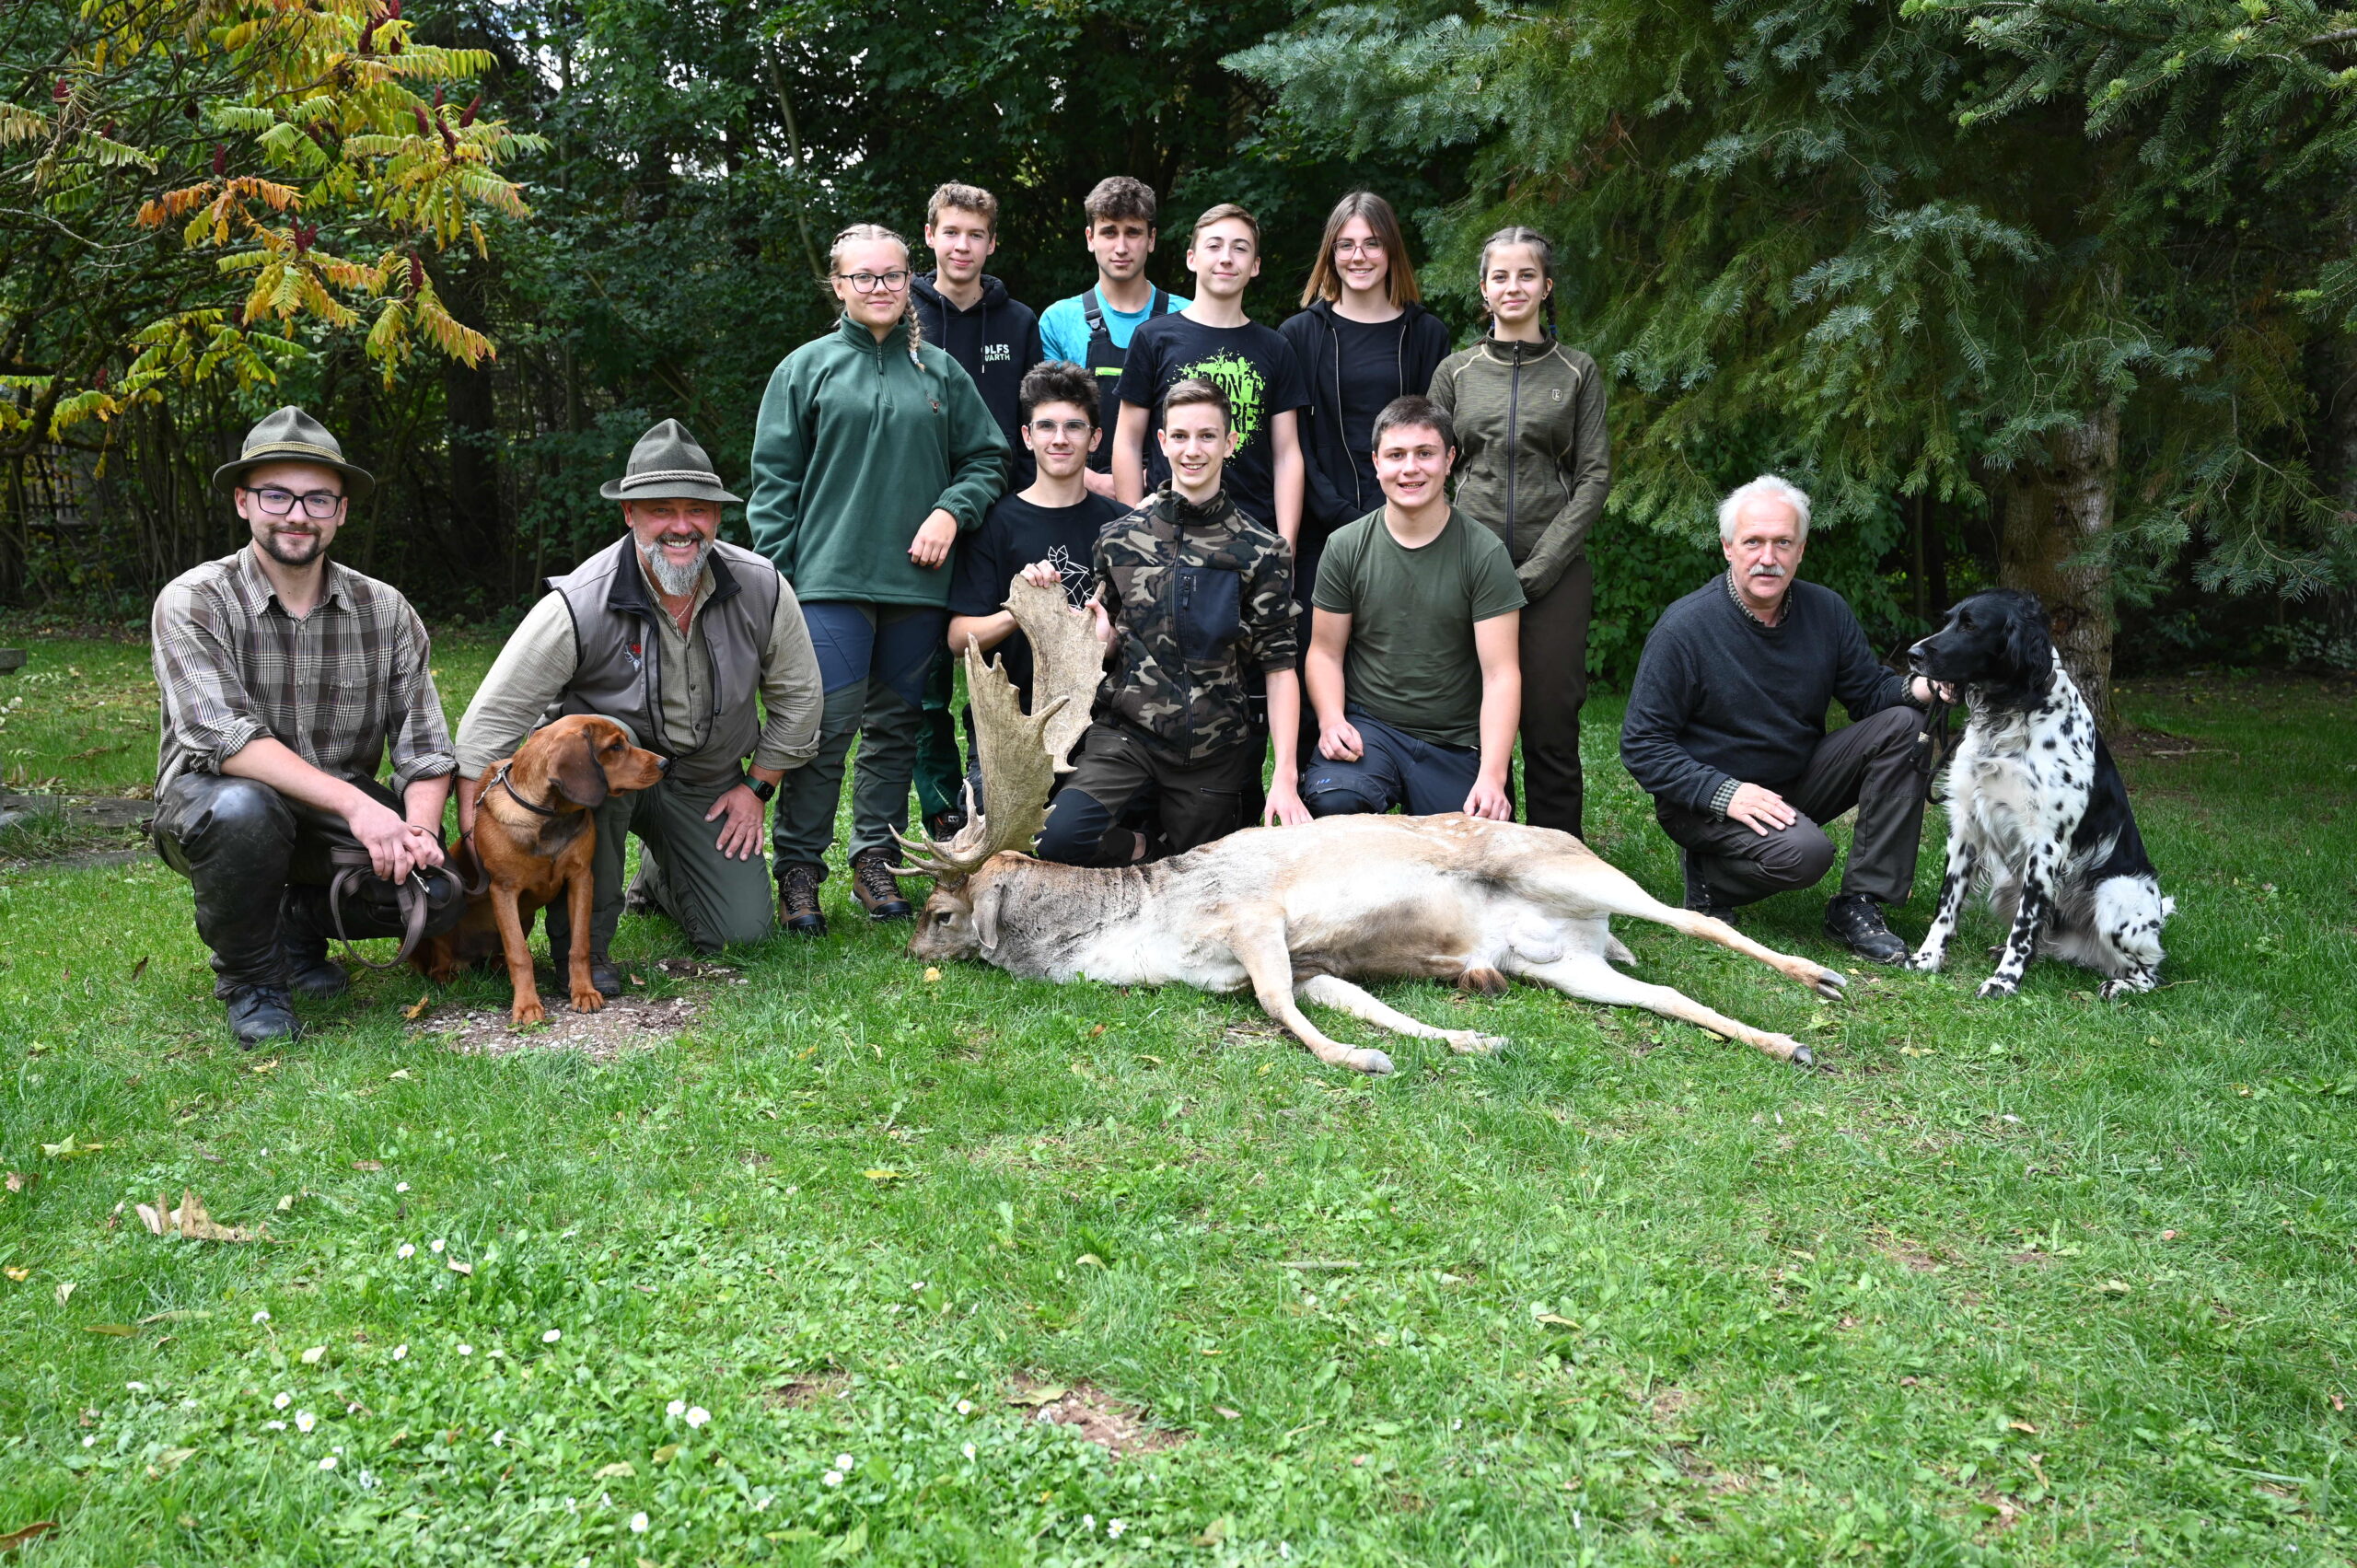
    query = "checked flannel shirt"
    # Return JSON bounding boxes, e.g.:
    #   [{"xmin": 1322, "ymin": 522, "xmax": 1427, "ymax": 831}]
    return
[{"xmin": 151, "ymin": 546, "xmax": 457, "ymax": 797}]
